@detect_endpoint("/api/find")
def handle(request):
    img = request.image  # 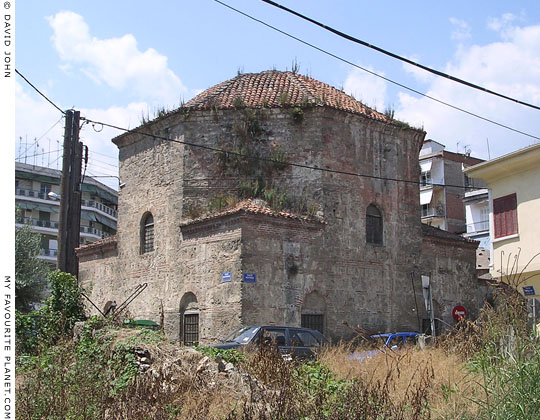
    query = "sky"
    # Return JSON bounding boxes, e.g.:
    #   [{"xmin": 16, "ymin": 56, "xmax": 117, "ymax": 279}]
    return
[{"xmin": 8, "ymin": 0, "xmax": 540, "ymax": 190}]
